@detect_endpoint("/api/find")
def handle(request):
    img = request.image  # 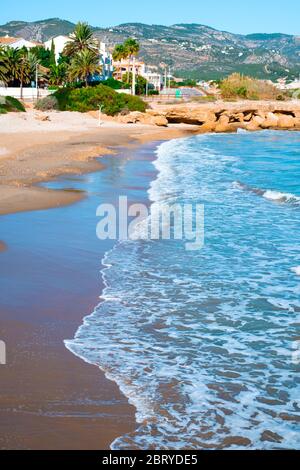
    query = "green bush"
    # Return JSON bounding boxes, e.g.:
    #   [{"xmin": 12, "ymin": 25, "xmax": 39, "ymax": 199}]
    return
[
  {"xmin": 35, "ymin": 84, "xmax": 147, "ymax": 115},
  {"xmin": 220, "ymin": 74, "xmax": 283, "ymax": 100},
  {"xmin": 101, "ymin": 77, "xmax": 129, "ymax": 90},
  {"xmin": 0, "ymin": 96, "xmax": 25, "ymax": 113},
  {"xmin": 35, "ymin": 95, "xmax": 60, "ymax": 111}
]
